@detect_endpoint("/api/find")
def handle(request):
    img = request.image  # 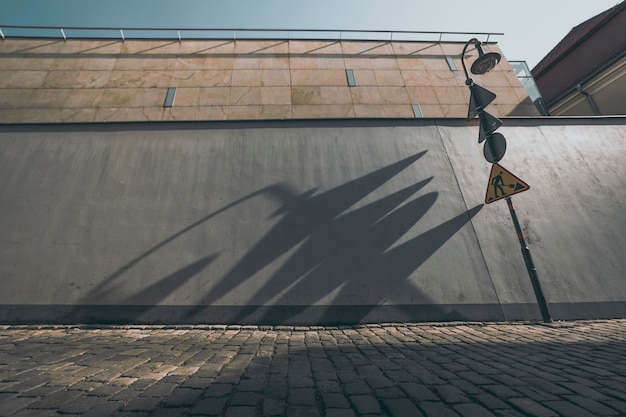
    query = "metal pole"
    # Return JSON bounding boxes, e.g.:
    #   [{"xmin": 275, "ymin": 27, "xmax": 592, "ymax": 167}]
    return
[{"xmin": 505, "ymin": 197, "xmax": 552, "ymax": 323}]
